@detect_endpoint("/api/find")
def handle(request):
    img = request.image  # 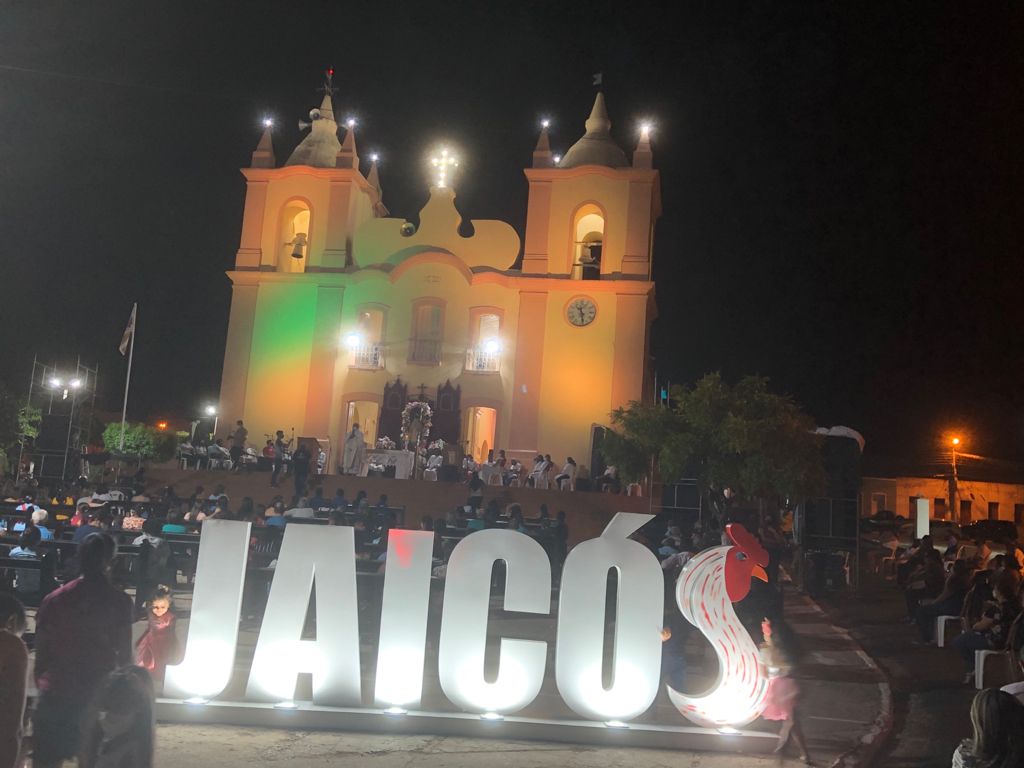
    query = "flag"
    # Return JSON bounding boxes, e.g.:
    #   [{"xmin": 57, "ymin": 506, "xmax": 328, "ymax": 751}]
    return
[
  {"xmin": 592, "ymin": 72, "xmax": 603, "ymax": 86},
  {"xmin": 119, "ymin": 304, "xmax": 136, "ymax": 356}
]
